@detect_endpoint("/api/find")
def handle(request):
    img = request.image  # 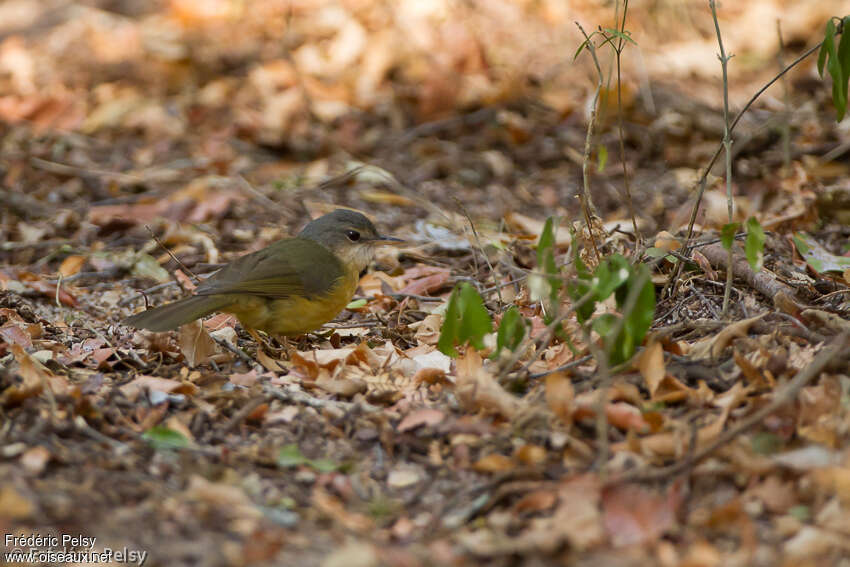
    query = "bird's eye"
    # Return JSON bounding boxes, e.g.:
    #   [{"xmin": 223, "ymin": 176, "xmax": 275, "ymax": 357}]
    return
[{"xmin": 346, "ymin": 230, "xmax": 361, "ymax": 242}]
